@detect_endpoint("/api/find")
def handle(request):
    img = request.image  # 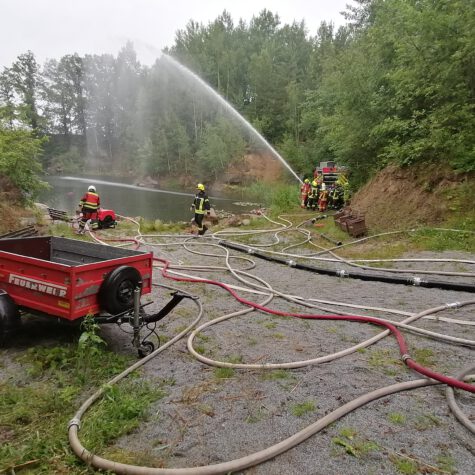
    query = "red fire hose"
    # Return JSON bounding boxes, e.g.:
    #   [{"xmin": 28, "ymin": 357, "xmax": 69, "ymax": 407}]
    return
[{"xmin": 156, "ymin": 257, "xmax": 475, "ymax": 393}]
